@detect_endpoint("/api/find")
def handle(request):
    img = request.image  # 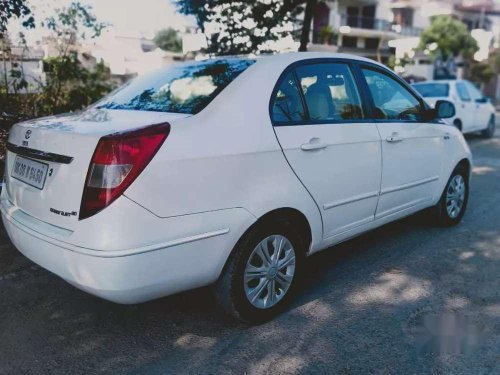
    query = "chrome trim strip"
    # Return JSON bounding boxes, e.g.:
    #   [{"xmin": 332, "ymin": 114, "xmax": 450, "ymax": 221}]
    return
[
  {"xmin": 323, "ymin": 191, "xmax": 379, "ymax": 210},
  {"xmin": 6, "ymin": 142, "xmax": 73, "ymax": 164},
  {"xmin": 380, "ymin": 176, "xmax": 439, "ymax": 196}
]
